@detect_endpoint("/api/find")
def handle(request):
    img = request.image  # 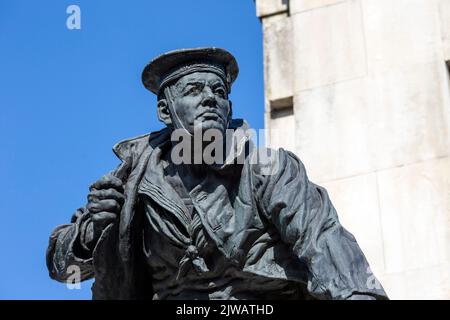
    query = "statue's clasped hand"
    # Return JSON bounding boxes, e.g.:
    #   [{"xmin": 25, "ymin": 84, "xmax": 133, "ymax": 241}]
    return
[{"xmin": 87, "ymin": 174, "xmax": 125, "ymax": 239}]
